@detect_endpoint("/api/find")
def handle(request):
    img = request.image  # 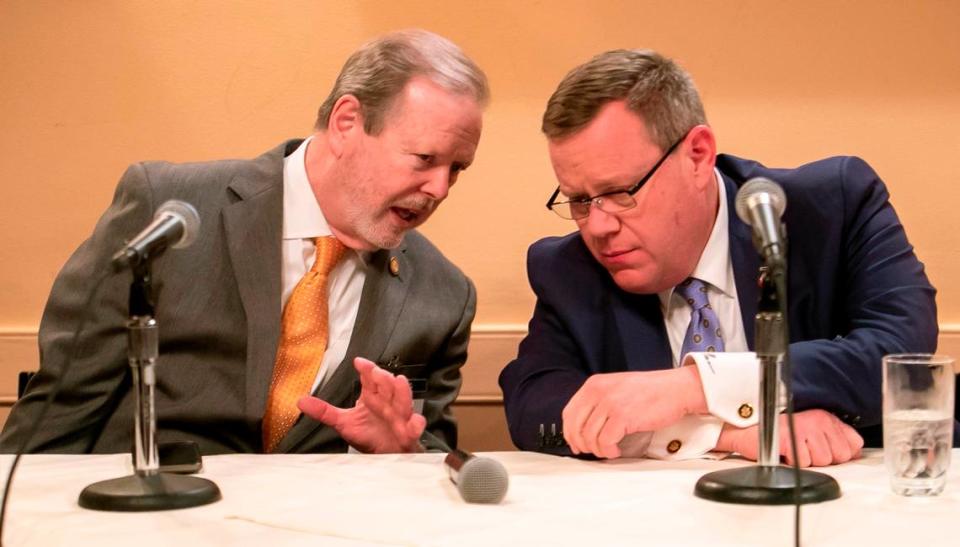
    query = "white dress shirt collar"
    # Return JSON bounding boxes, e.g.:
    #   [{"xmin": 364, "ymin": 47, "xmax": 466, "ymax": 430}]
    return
[{"xmin": 282, "ymin": 136, "xmax": 332, "ymax": 241}]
